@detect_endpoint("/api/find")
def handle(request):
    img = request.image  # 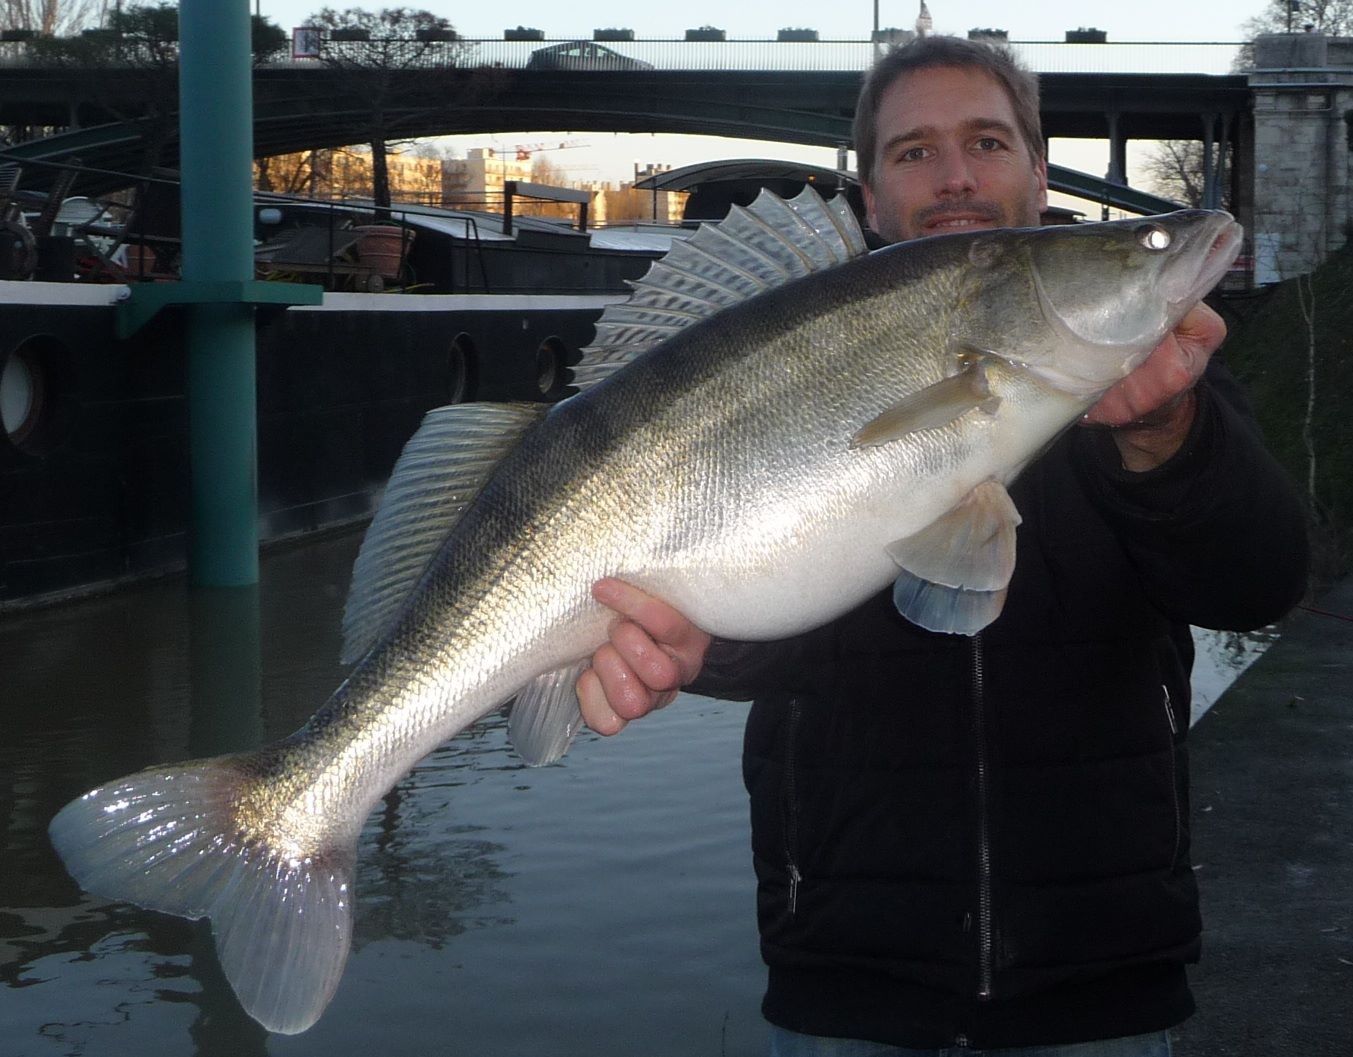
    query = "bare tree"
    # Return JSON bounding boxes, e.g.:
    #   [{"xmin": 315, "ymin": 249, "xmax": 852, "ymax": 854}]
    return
[
  {"xmin": 1296, "ymin": 271, "xmax": 1318, "ymax": 507},
  {"xmin": 26, "ymin": 2, "xmax": 180, "ymax": 174},
  {"xmin": 3, "ymin": 0, "xmax": 109, "ymax": 36},
  {"xmin": 256, "ymin": 151, "xmax": 331, "ymax": 196},
  {"xmin": 1262, "ymin": 149, "xmax": 1333, "ymax": 567},
  {"xmin": 1232, "ymin": 0, "xmax": 1353, "ymax": 68},
  {"xmin": 1211, "ymin": 4, "xmax": 1352, "ymax": 576},
  {"xmin": 1241, "ymin": 0, "xmax": 1353, "ymax": 36},
  {"xmin": 21, "ymin": 4, "xmax": 289, "ymax": 158},
  {"xmin": 604, "ymin": 184, "xmax": 672, "ymax": 224},
  {"xmin": 1140, "ymin": 140, "xmax": 1228, "ymax": 209},
  {"xmin": 1155, "ymin": 2, "xmax": 1353, "ymax": 208},
  {"xmin": 304, "ymin": 7, "xmax": 464, "ymax": 214},
  {"xmin": 514, "ymin": 155, "xmax": 581, "ymax": 221},
  {"xmin": 1285, "ymin": 172, "xmax": 1327, "ymax": 521},
  {"xmin": 1237, "ymin": 4, "xmax": 1350, "ymax": 525}
]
